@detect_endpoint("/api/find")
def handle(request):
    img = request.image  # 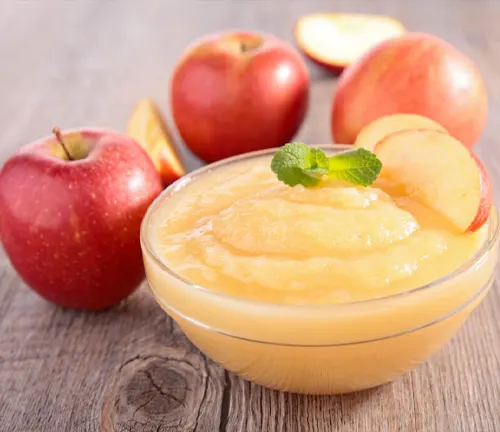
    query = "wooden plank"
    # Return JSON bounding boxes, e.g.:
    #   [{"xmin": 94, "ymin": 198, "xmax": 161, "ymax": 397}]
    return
[
  {"xmin": 411, "ymin": 285, "xmax": 500, "ymax": 432},
  {"xmin": 0, "ymin": 0, "xmax": 499, "ymax": 431}
]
